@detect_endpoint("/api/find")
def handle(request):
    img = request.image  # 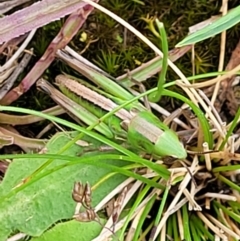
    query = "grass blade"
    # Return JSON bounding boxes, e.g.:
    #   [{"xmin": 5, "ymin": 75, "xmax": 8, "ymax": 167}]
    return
[
  {"xmin": 149, "ymin": 20, "xmax": 168, "ymax": 102},
  {"xmin": 176, "ymin": 6, "xmax": 240, "ymax": 47}
]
